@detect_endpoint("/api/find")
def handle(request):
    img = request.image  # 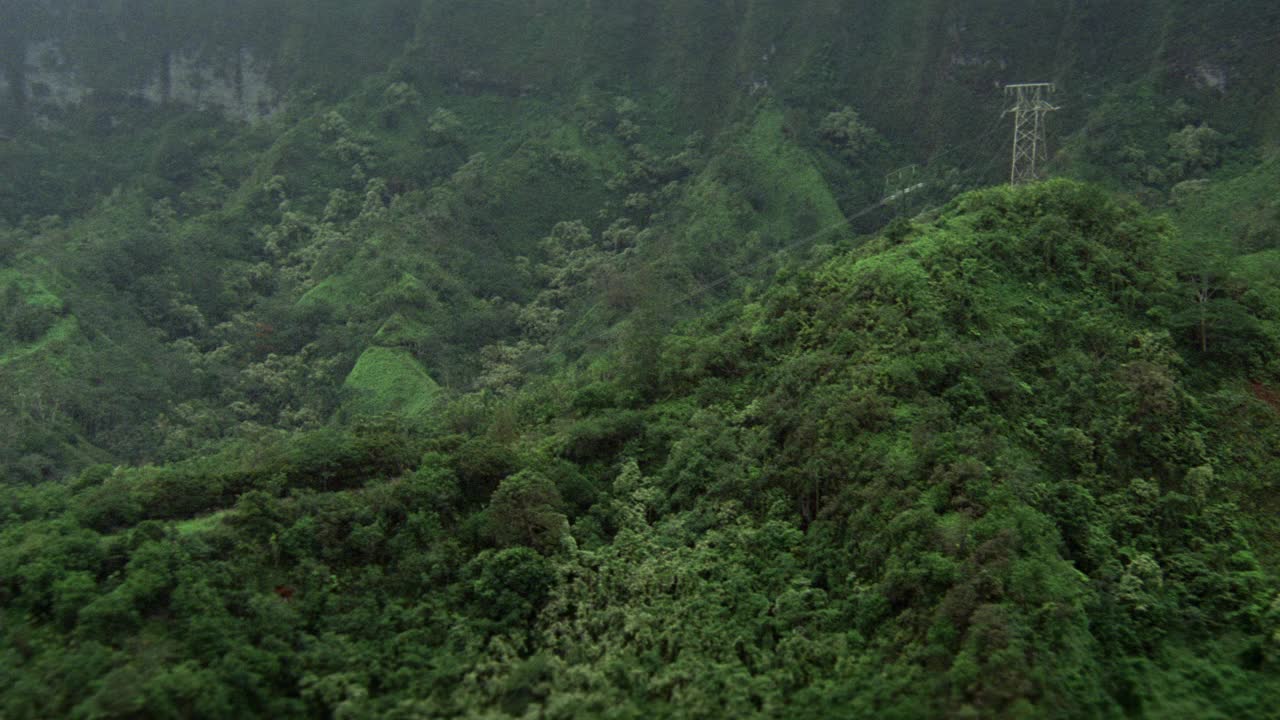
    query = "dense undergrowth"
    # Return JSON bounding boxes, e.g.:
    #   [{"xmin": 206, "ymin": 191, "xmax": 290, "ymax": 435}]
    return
[{"xmin": 2, "ymin": 180, "xmax": 1278, "ymax": 718}]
